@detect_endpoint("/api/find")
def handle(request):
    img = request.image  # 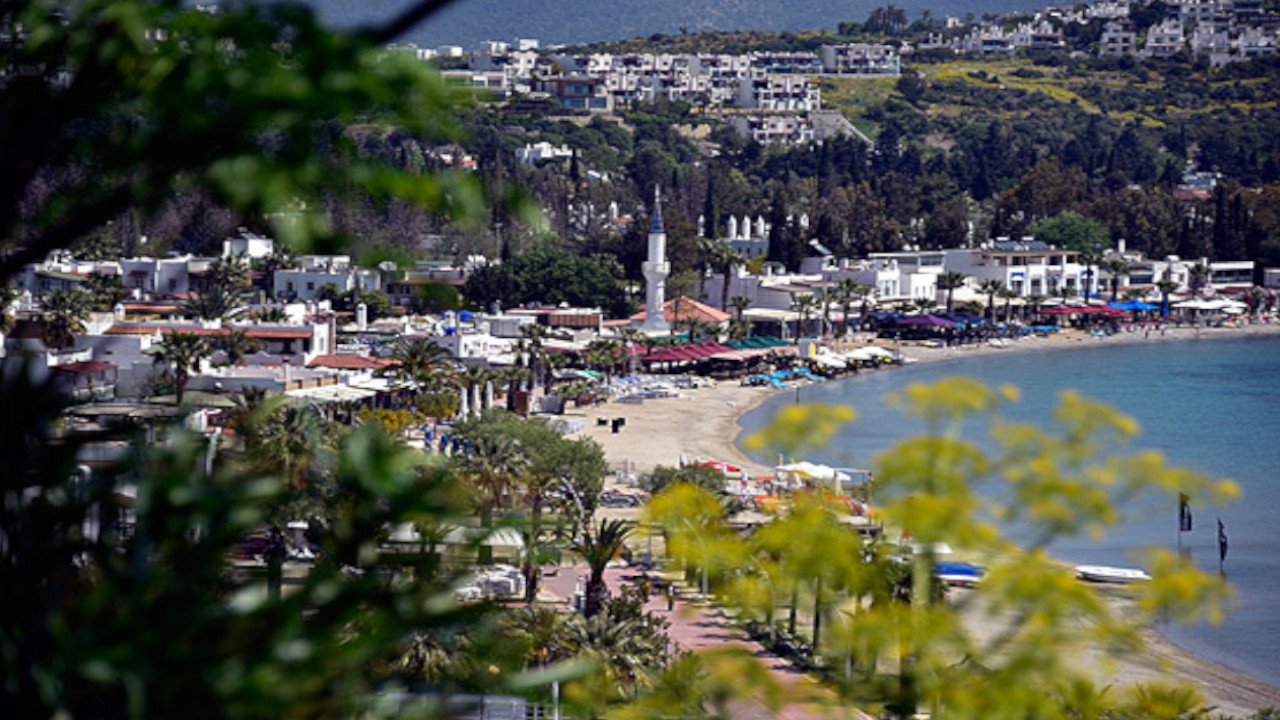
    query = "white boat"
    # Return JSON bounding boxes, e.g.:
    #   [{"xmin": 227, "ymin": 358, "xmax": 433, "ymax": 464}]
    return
[{"xmin": 1075, "ymin": 565, "xmax": 1152, "ymax": 584}]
